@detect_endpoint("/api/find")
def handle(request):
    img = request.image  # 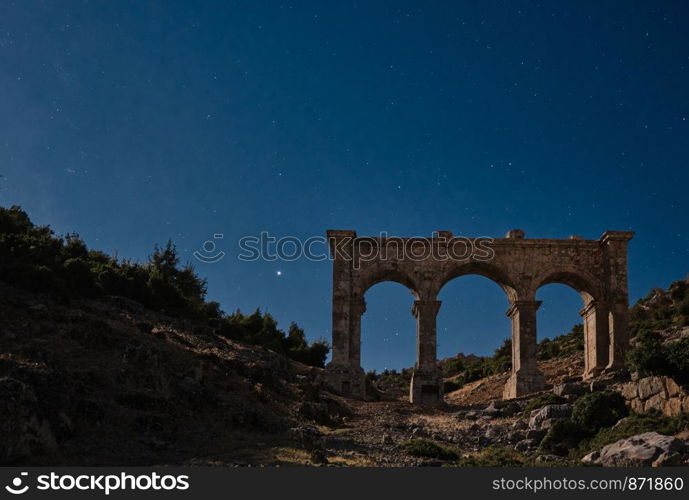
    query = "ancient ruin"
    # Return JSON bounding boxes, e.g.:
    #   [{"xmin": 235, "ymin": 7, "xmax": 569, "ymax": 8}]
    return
[{"xmin": 324, "ymin": 229, "xmax": 634, "ymax": 405}]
